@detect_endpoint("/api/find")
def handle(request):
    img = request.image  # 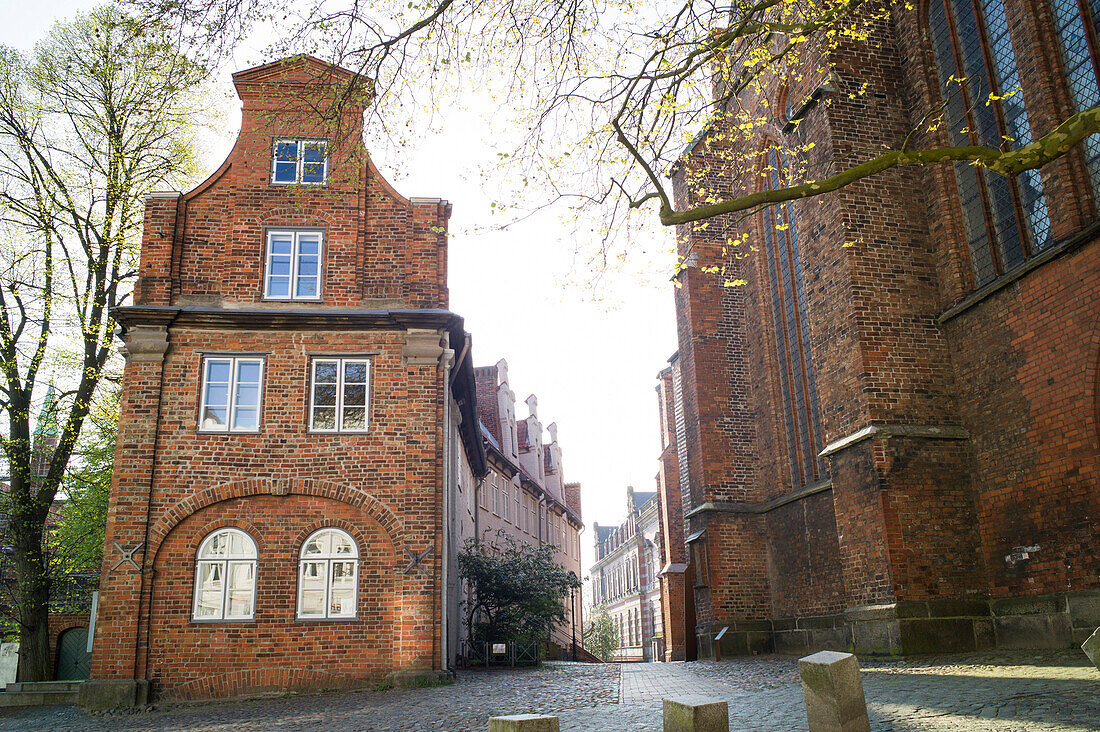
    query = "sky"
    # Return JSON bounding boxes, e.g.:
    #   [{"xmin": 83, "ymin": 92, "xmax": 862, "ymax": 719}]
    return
[{"xmin": 6, "ymin": 0, "xmax": 681, "ymax": 577}]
